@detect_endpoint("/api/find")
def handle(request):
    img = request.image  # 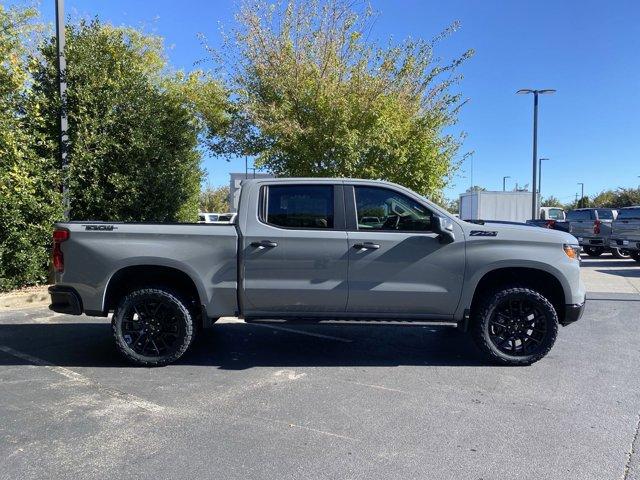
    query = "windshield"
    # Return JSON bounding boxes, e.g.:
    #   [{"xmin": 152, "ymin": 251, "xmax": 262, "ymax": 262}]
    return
[
  {"xmin": 618, "ymin": 208, "xmax": 640, "ymax": 220},
  {"xmin": 547, "ymin": 208, "xmax": 565, "ymax": 220}
]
